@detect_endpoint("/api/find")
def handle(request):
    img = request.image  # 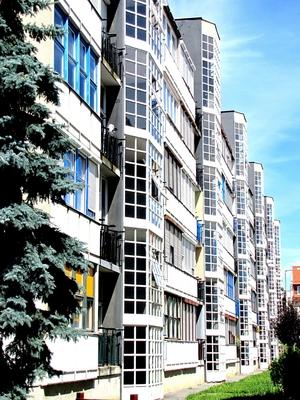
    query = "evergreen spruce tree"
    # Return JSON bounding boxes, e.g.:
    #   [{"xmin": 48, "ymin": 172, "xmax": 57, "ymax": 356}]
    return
[{"xmin": 0, "ymin": 1, "xmax": 86, "ymax": 397}]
